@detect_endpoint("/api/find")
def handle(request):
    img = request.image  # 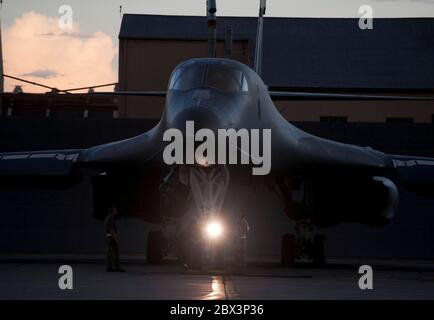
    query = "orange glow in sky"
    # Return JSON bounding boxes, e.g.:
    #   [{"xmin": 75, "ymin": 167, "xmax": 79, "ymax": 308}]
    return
[{"xmin": 3, "ymin": 12, "xmax": 117, "ymax": 93}]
